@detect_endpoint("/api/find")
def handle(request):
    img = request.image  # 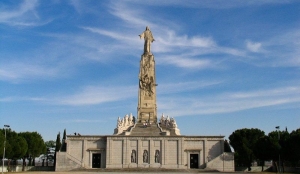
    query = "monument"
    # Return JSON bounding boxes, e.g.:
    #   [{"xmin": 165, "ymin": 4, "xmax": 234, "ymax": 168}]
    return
[
  {"xmin": 138, "ymin": 26, "xmax": 157, "ymax": 124},
  {"xmin": 55, "ymin": 27, "xmax": 234, "ymax": 171}
]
